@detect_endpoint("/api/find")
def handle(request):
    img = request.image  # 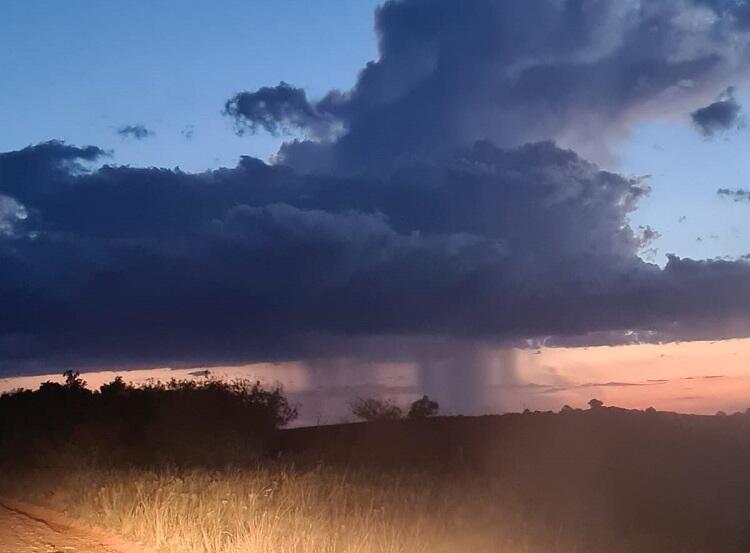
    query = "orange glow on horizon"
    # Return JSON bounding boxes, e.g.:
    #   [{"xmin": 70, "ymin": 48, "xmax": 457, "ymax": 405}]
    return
[{"xmin": 2, "ymin": 338, "xmax": 750, "ymax": 424}]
